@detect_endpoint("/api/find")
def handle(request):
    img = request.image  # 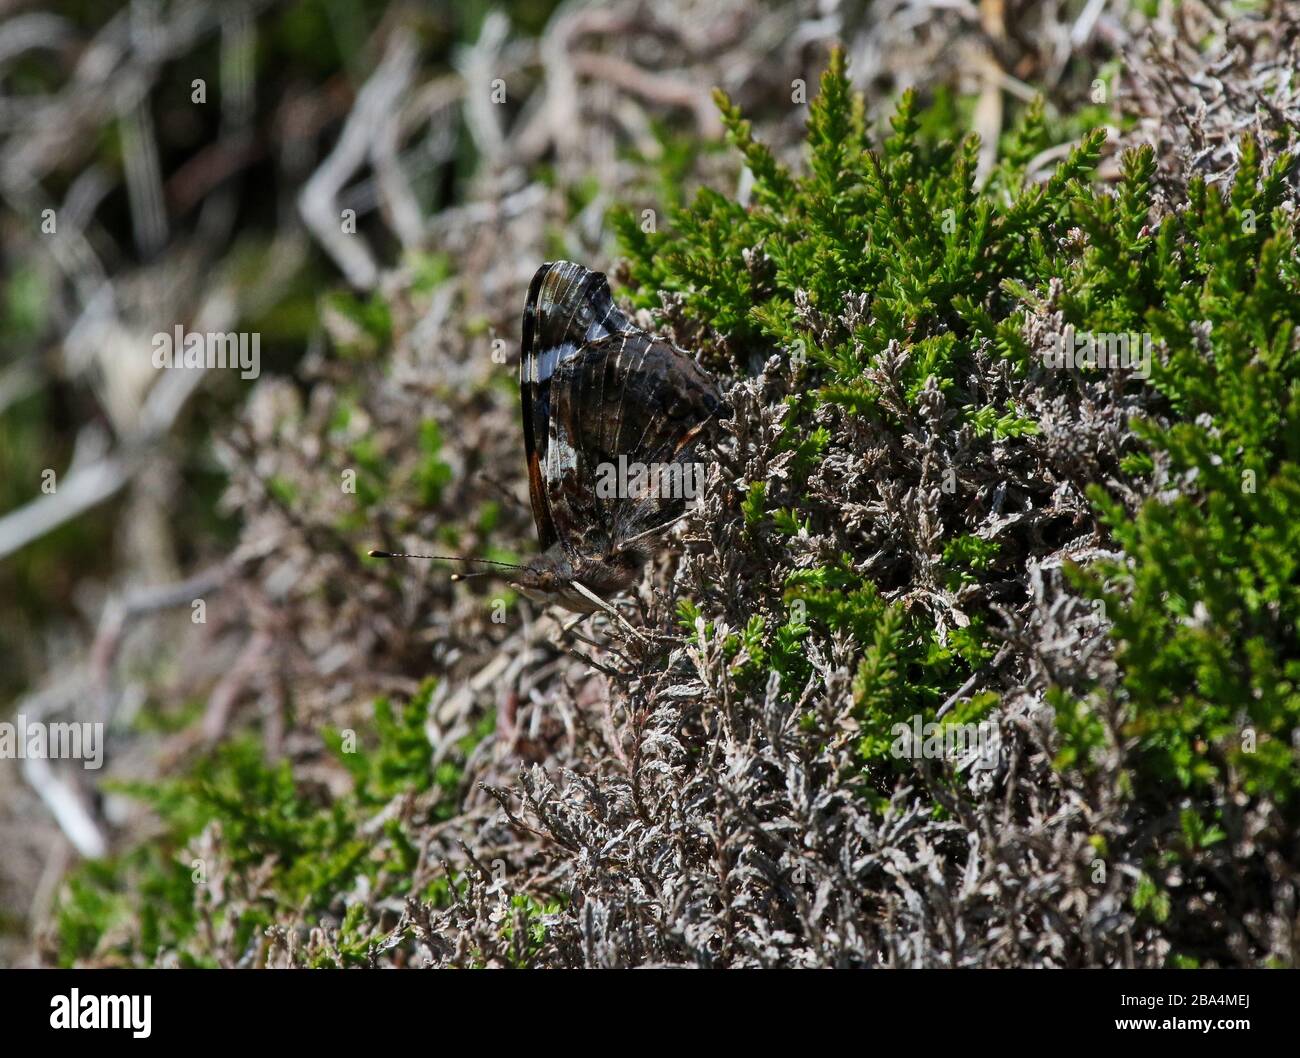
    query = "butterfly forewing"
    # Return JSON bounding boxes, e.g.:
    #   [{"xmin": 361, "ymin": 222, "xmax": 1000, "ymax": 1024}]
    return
[{"xmin": 520, "ymin": 262, "xmax": 633, "ymax": 552}]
